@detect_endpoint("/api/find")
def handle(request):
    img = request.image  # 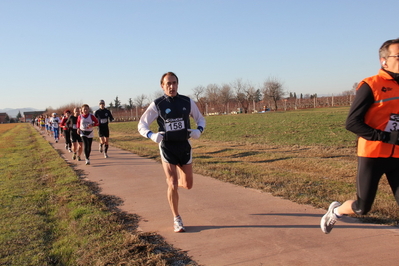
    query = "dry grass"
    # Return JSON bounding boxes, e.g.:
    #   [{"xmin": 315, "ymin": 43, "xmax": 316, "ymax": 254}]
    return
[{"xmin": 108, "ymin": 108, "xmax": 399, "ymax": 226}]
